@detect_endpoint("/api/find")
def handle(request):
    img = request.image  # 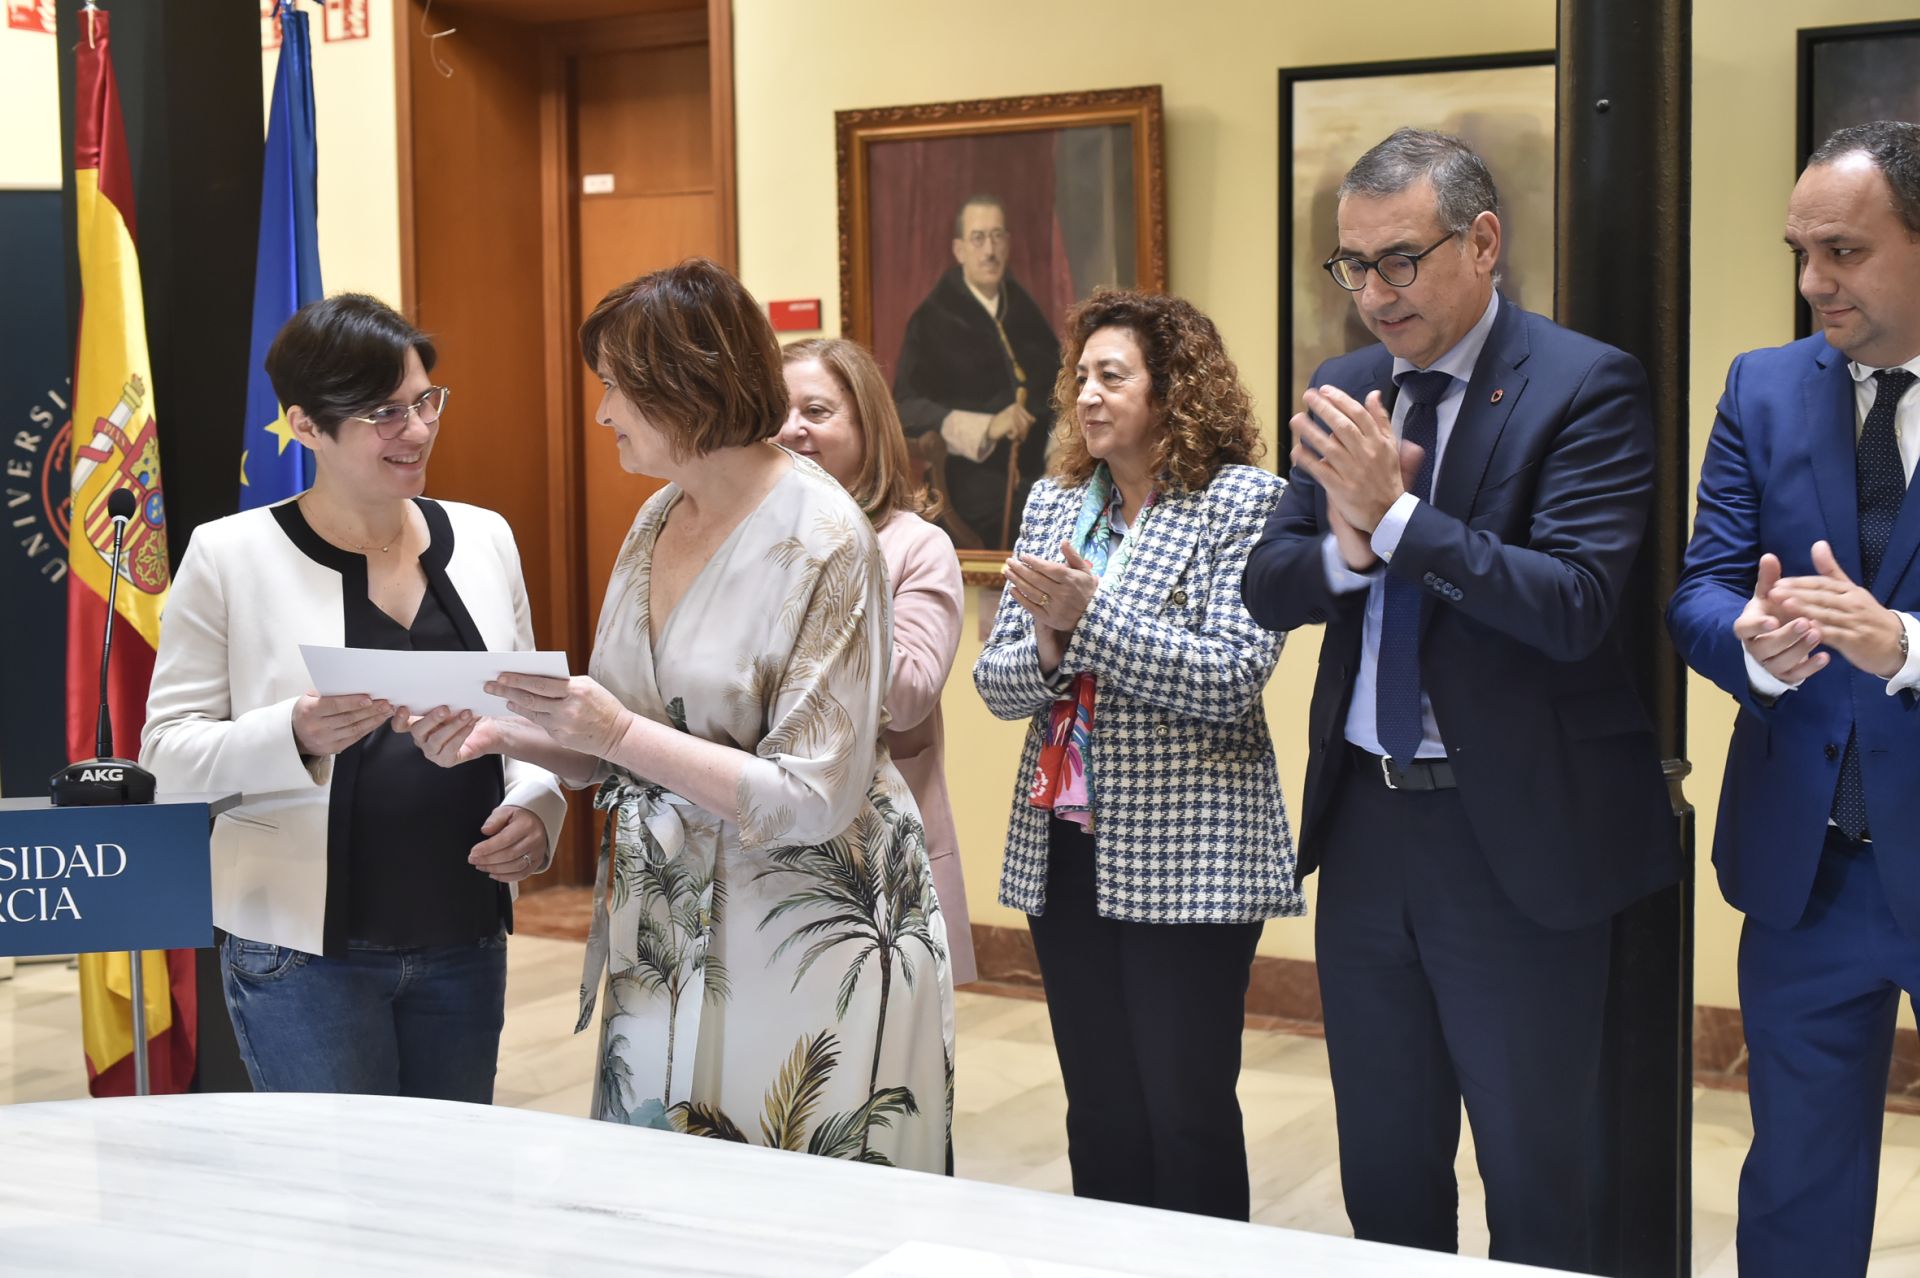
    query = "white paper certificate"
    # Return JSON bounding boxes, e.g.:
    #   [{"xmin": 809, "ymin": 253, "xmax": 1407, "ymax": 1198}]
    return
[{"xmin": 298, "ymin": 645, "xmax": 571, "ymax": 718}]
